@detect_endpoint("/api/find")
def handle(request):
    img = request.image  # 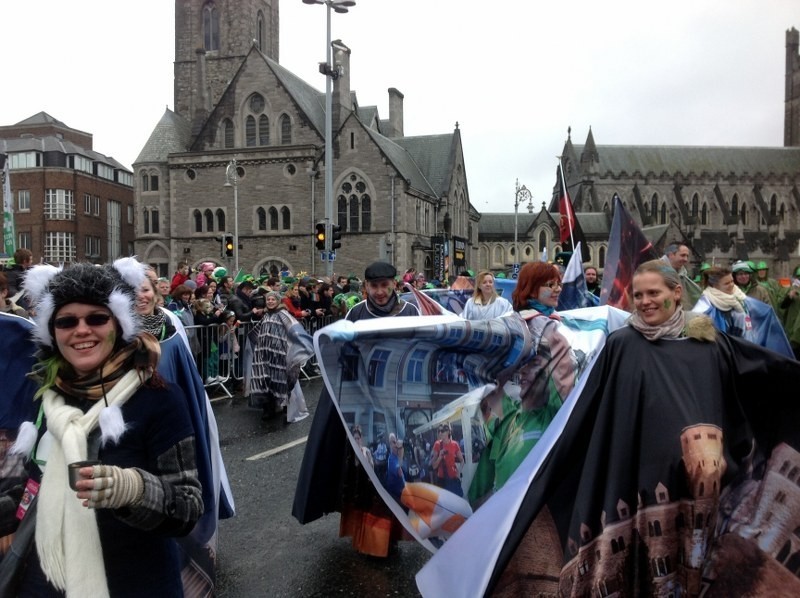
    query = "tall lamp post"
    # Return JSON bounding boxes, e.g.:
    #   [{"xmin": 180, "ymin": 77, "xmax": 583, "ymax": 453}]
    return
[
  {"xmin": 514, "ymin": 179, "xmax": 532, "ymax": 271},
  {"xmin": 224, "ymin": 159, "xmax": 240, "ymax": 274},
  {"xmin": 303, "ymin": 0, "xmax": 355, "ymax": 277}
]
